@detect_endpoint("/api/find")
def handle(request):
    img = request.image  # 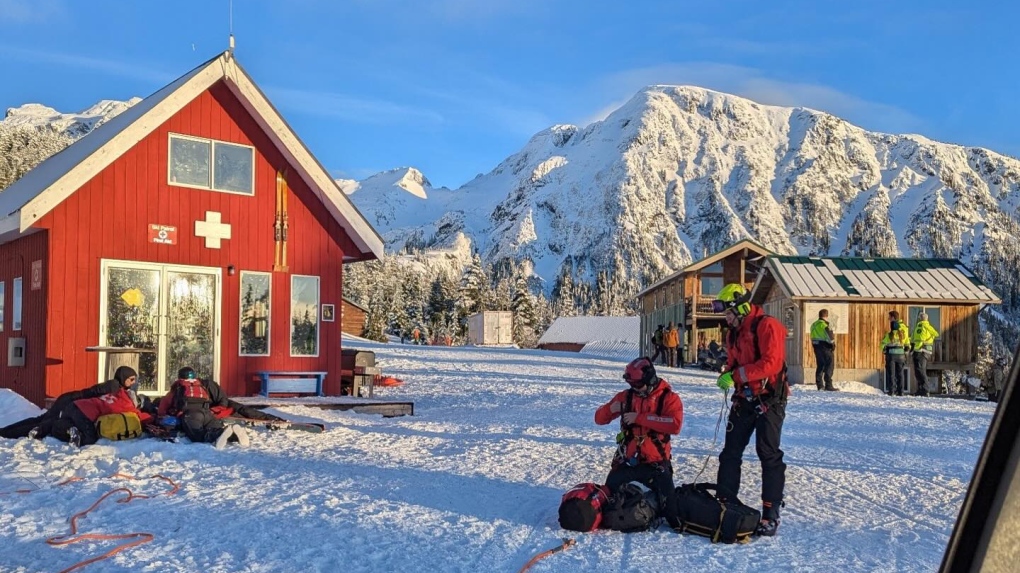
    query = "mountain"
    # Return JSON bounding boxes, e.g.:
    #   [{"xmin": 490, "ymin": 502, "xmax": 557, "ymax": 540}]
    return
[
  {"xmin": 342, "ymin": 86, "xmax": 1020, "ymax": 317},
  {"xmin": 3, "ymin": 98, "xmax": 141, "ymax": 136}
]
